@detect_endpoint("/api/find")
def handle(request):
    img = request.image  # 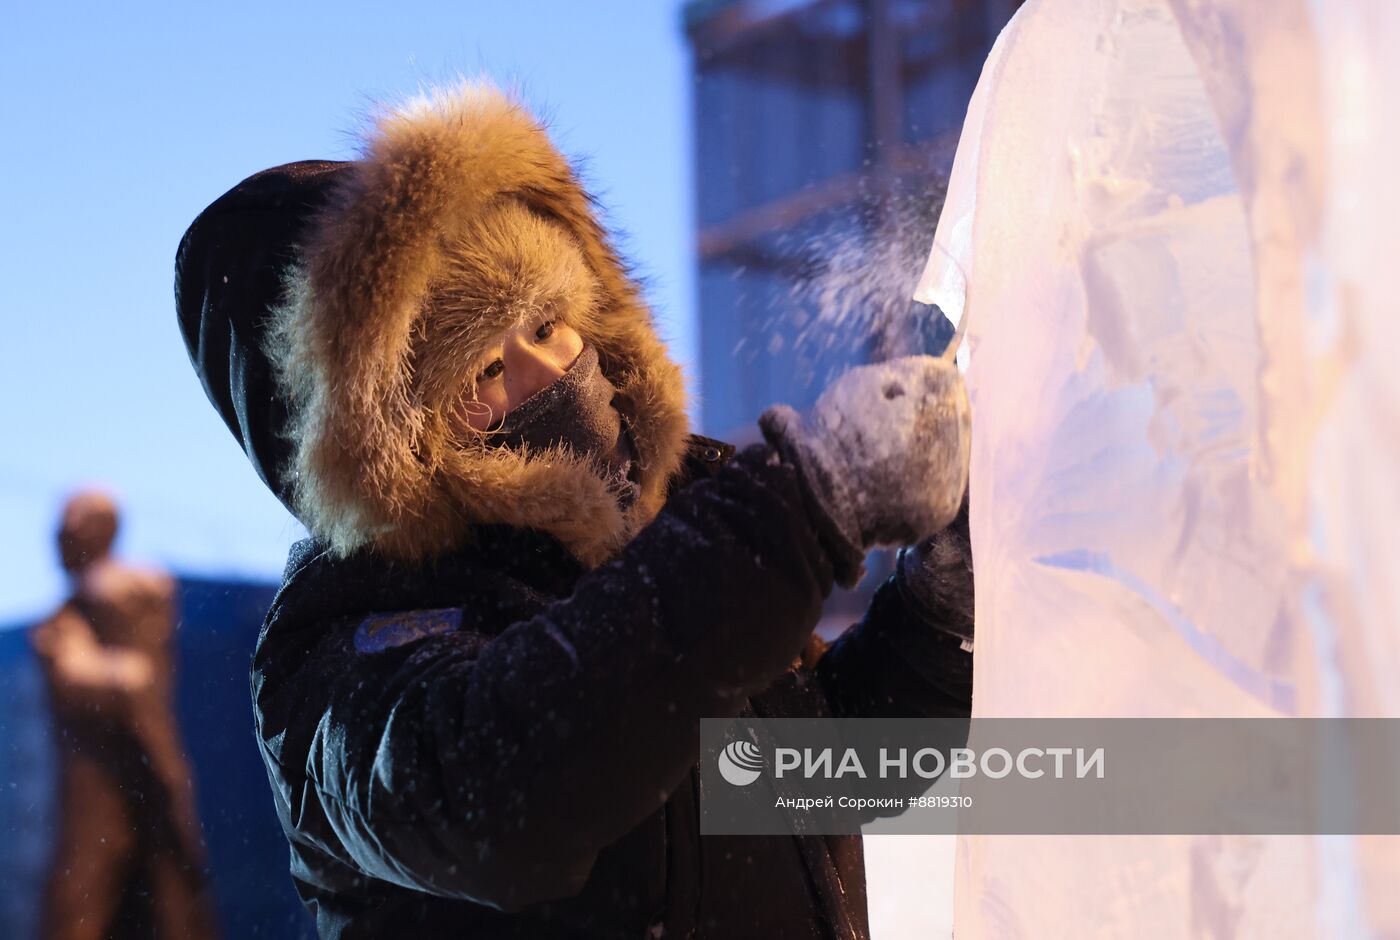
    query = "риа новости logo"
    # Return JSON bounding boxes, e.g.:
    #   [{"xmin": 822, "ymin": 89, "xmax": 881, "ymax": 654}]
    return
[{"xmin": 718, "ymin": 740, "xmax": 764, "ymax": 786}]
